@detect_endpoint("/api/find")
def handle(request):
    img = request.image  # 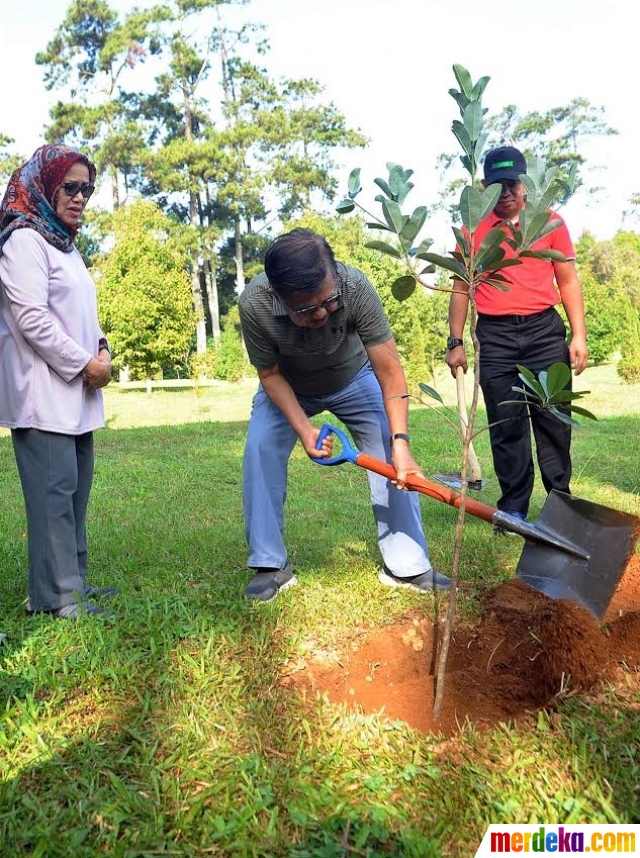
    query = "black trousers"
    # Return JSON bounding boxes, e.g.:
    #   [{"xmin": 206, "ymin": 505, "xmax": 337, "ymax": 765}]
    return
[{"xmin": 476, "ymin": 306, "xmax": 572, "ymax": 515}]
